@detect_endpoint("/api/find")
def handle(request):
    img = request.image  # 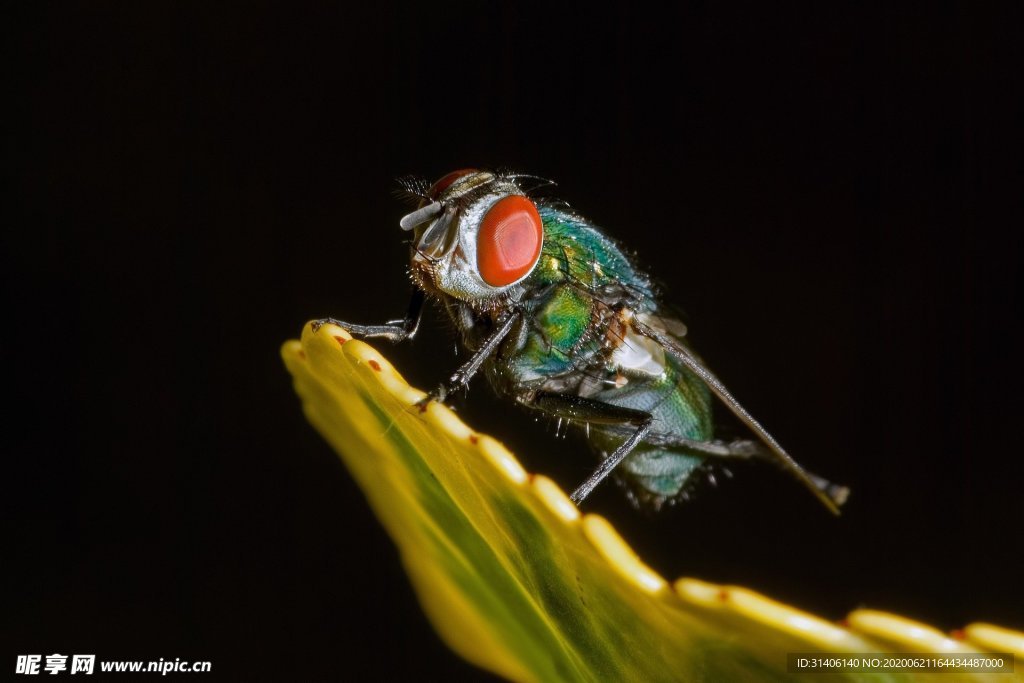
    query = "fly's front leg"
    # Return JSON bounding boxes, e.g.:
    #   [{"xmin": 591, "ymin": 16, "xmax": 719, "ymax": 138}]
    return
[
  {"xmin": 418, "ymin": 308, "xmax": 523, "ymax": 406},
  {"xmin": 312, "ymin": 289, "xmax": 424, "ymax": 342},
  {"xmin": 527, "ymin": 392, "xmax": 653, "ymax": 504}
]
